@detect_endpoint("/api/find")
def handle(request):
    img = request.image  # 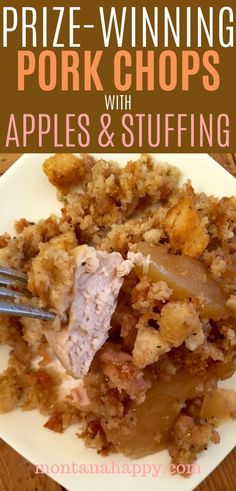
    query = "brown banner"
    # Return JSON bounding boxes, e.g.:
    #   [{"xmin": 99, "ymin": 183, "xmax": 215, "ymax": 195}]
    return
[{"xmin": 0, "ymin": 0, "xmax": 235, "ymax": 152}]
